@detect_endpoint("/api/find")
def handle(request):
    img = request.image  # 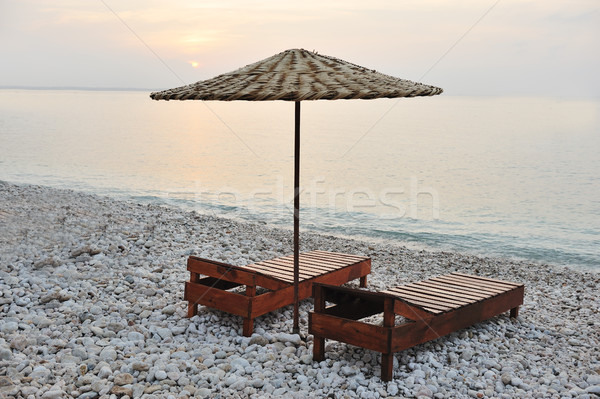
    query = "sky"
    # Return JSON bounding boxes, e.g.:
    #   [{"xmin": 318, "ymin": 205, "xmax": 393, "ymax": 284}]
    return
[{"xmin": 0, "ymin": 0, "xmax": 599, "ymax": 97}]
